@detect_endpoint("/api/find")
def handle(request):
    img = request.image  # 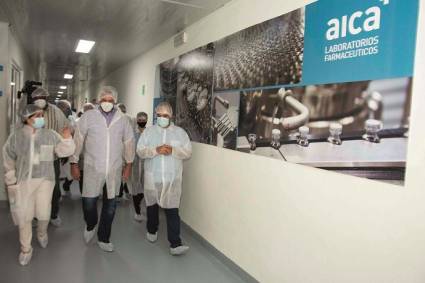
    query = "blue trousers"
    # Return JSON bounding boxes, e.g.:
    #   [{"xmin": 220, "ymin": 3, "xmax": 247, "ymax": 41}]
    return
[{"xmin": 82, "ymin": 185, "xmax": 116, "ymax": 243}]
